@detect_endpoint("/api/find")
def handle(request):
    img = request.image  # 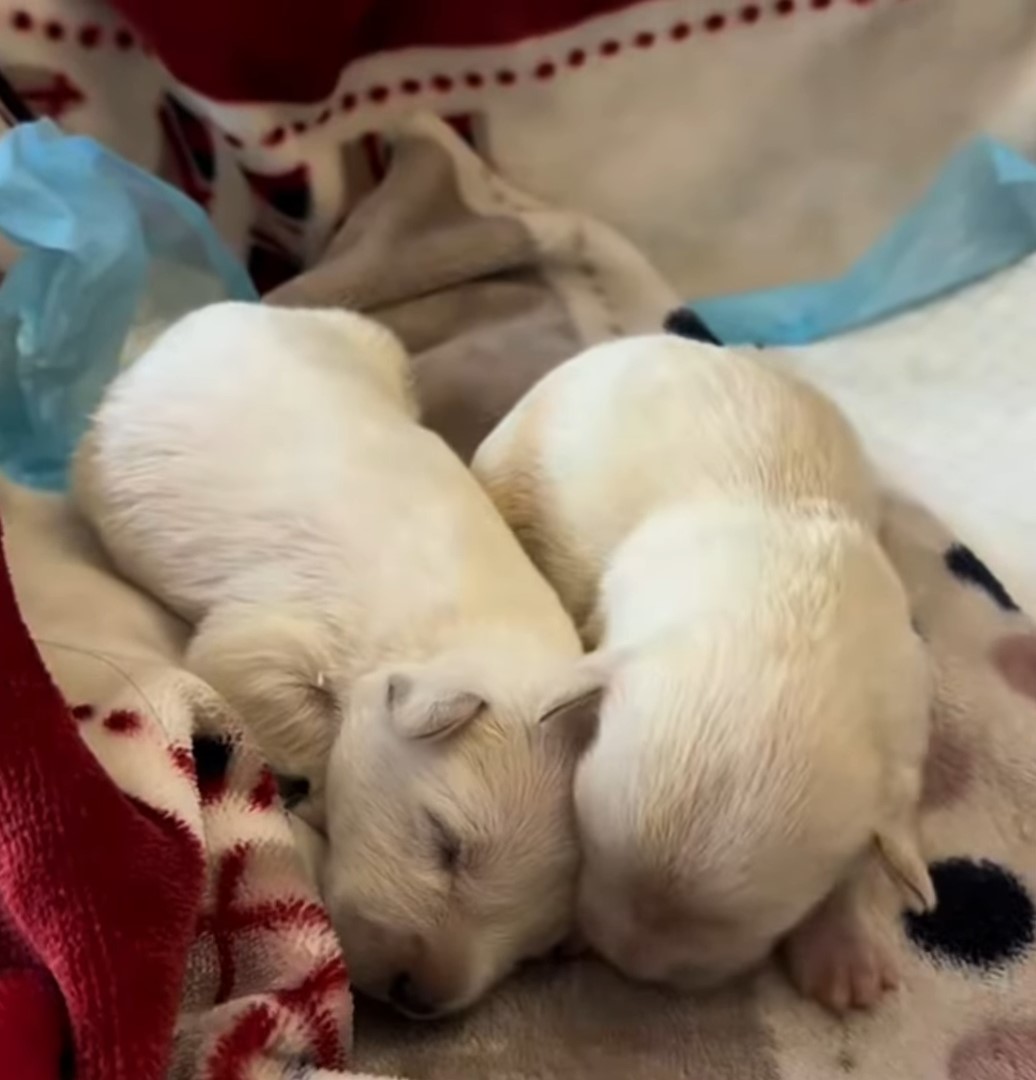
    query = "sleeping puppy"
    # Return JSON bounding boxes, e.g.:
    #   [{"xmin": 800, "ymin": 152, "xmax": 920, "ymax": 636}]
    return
[
  {"xmin": 472, "ymin": 335, "xmax": 936, "ymax": 1012},
  {"xmin": 72, "ymin": 302, "xmax": 592, "ymax": 1018}
]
